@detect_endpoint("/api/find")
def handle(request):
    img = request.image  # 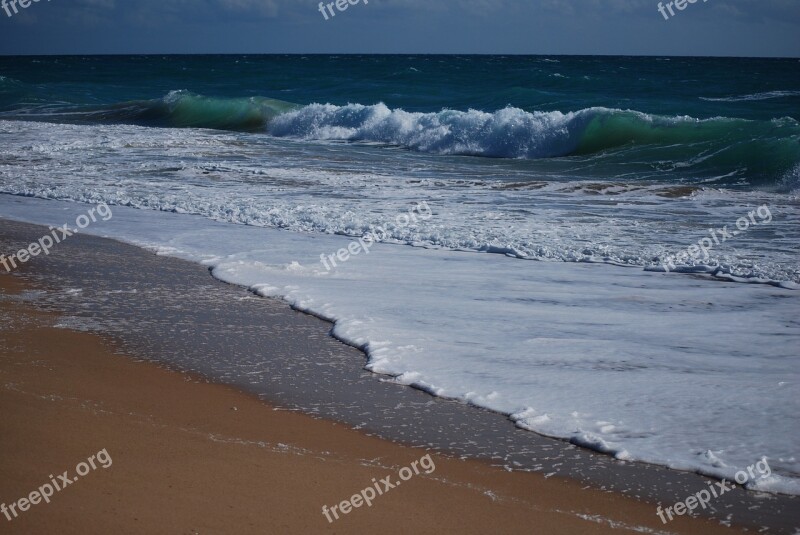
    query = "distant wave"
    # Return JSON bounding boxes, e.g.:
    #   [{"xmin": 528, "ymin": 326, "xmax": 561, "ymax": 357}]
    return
[
  {"xmin": 700, "ymin": 90, "xmax": 800, "ymax": 102},
  {"xmin": 0, "ymin": 90, "xmax": 299, "ymax": 132}
]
